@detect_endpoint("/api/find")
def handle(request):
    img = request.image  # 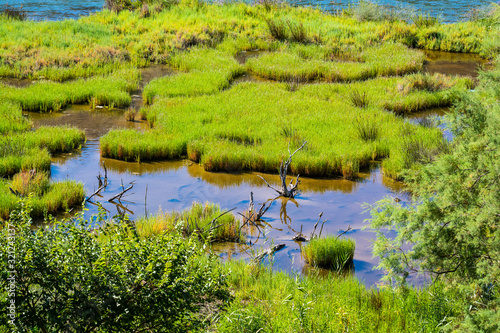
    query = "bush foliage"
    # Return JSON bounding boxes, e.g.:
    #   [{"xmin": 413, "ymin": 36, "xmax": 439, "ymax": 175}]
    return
[{"xmin": 0, "ymin": 201, "xmax": 230, "ymax": 332}]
